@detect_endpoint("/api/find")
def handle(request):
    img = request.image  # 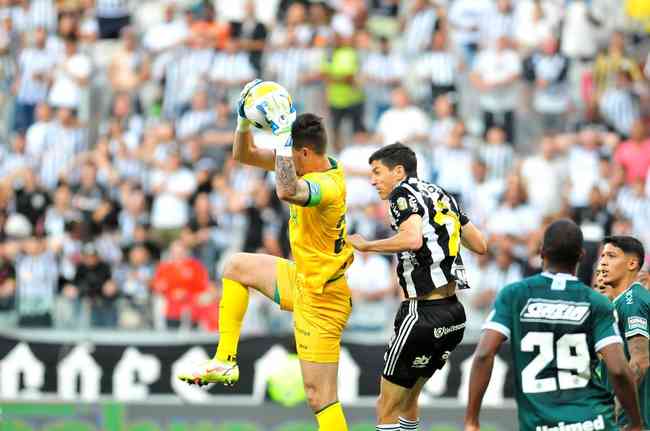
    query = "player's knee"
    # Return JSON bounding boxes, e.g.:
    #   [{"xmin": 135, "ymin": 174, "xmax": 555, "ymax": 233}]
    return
[
  {"xmin": 223, "ymin": 253, "xmax": 249, "ymax": 284},
  {"xmin": 376, "ymin": 392, "xmax": 400, "ymax": 422}
]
